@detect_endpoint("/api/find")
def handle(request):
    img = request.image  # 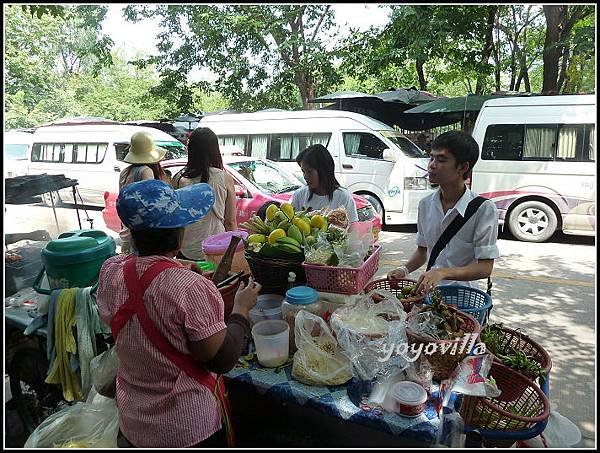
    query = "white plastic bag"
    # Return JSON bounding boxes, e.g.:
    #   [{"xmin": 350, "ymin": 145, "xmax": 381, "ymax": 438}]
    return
[
  {"xmin": 90, "ymin": 346, "xmax": 118, "ymax": 398},
  {"xmin": 24, "ymin": 387, "xmax": 118, "ymax": 447},
  {"xmin": 330, "ymin": 289, "xmax": 409, "ymax": 380},
  {"xmin": 520, "ymin": 403, "xmax": 582, "ymax": 448},
  {"xmin": 292, "ymin": 310, "xmax": 353, "ymax": 386}
]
